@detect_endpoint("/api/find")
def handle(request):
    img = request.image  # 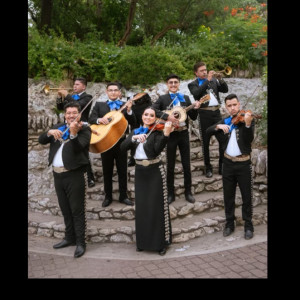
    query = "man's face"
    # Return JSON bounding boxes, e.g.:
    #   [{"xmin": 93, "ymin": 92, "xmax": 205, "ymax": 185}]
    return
[
  {"xmin": 225, "ymin": 98, "xmax": 240, "ymax": 116},
  {"xmin": 195, "ymin": 65, "xmax": 207, "ymax": 79},
  {"xmin": 65, "ymin": 107, "xmax": 80, "ymax": 125},
  {"xmin": 106, "ymin": 85, "xmax": 122, "ymax": 100},
  {"xmin": 73, "ymin": 80, "xmax": 86, "ymax": 94},
  {"xmin": 167, "ymin": 78, "xmax": 180, "ymax": 93}
]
